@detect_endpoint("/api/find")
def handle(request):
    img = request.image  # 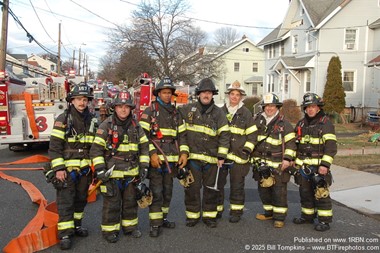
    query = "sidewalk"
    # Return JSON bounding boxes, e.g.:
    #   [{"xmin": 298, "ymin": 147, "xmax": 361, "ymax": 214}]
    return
[{"xmin": 330, "ymin": 164, "xmax": 380, "ymax": 220}]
